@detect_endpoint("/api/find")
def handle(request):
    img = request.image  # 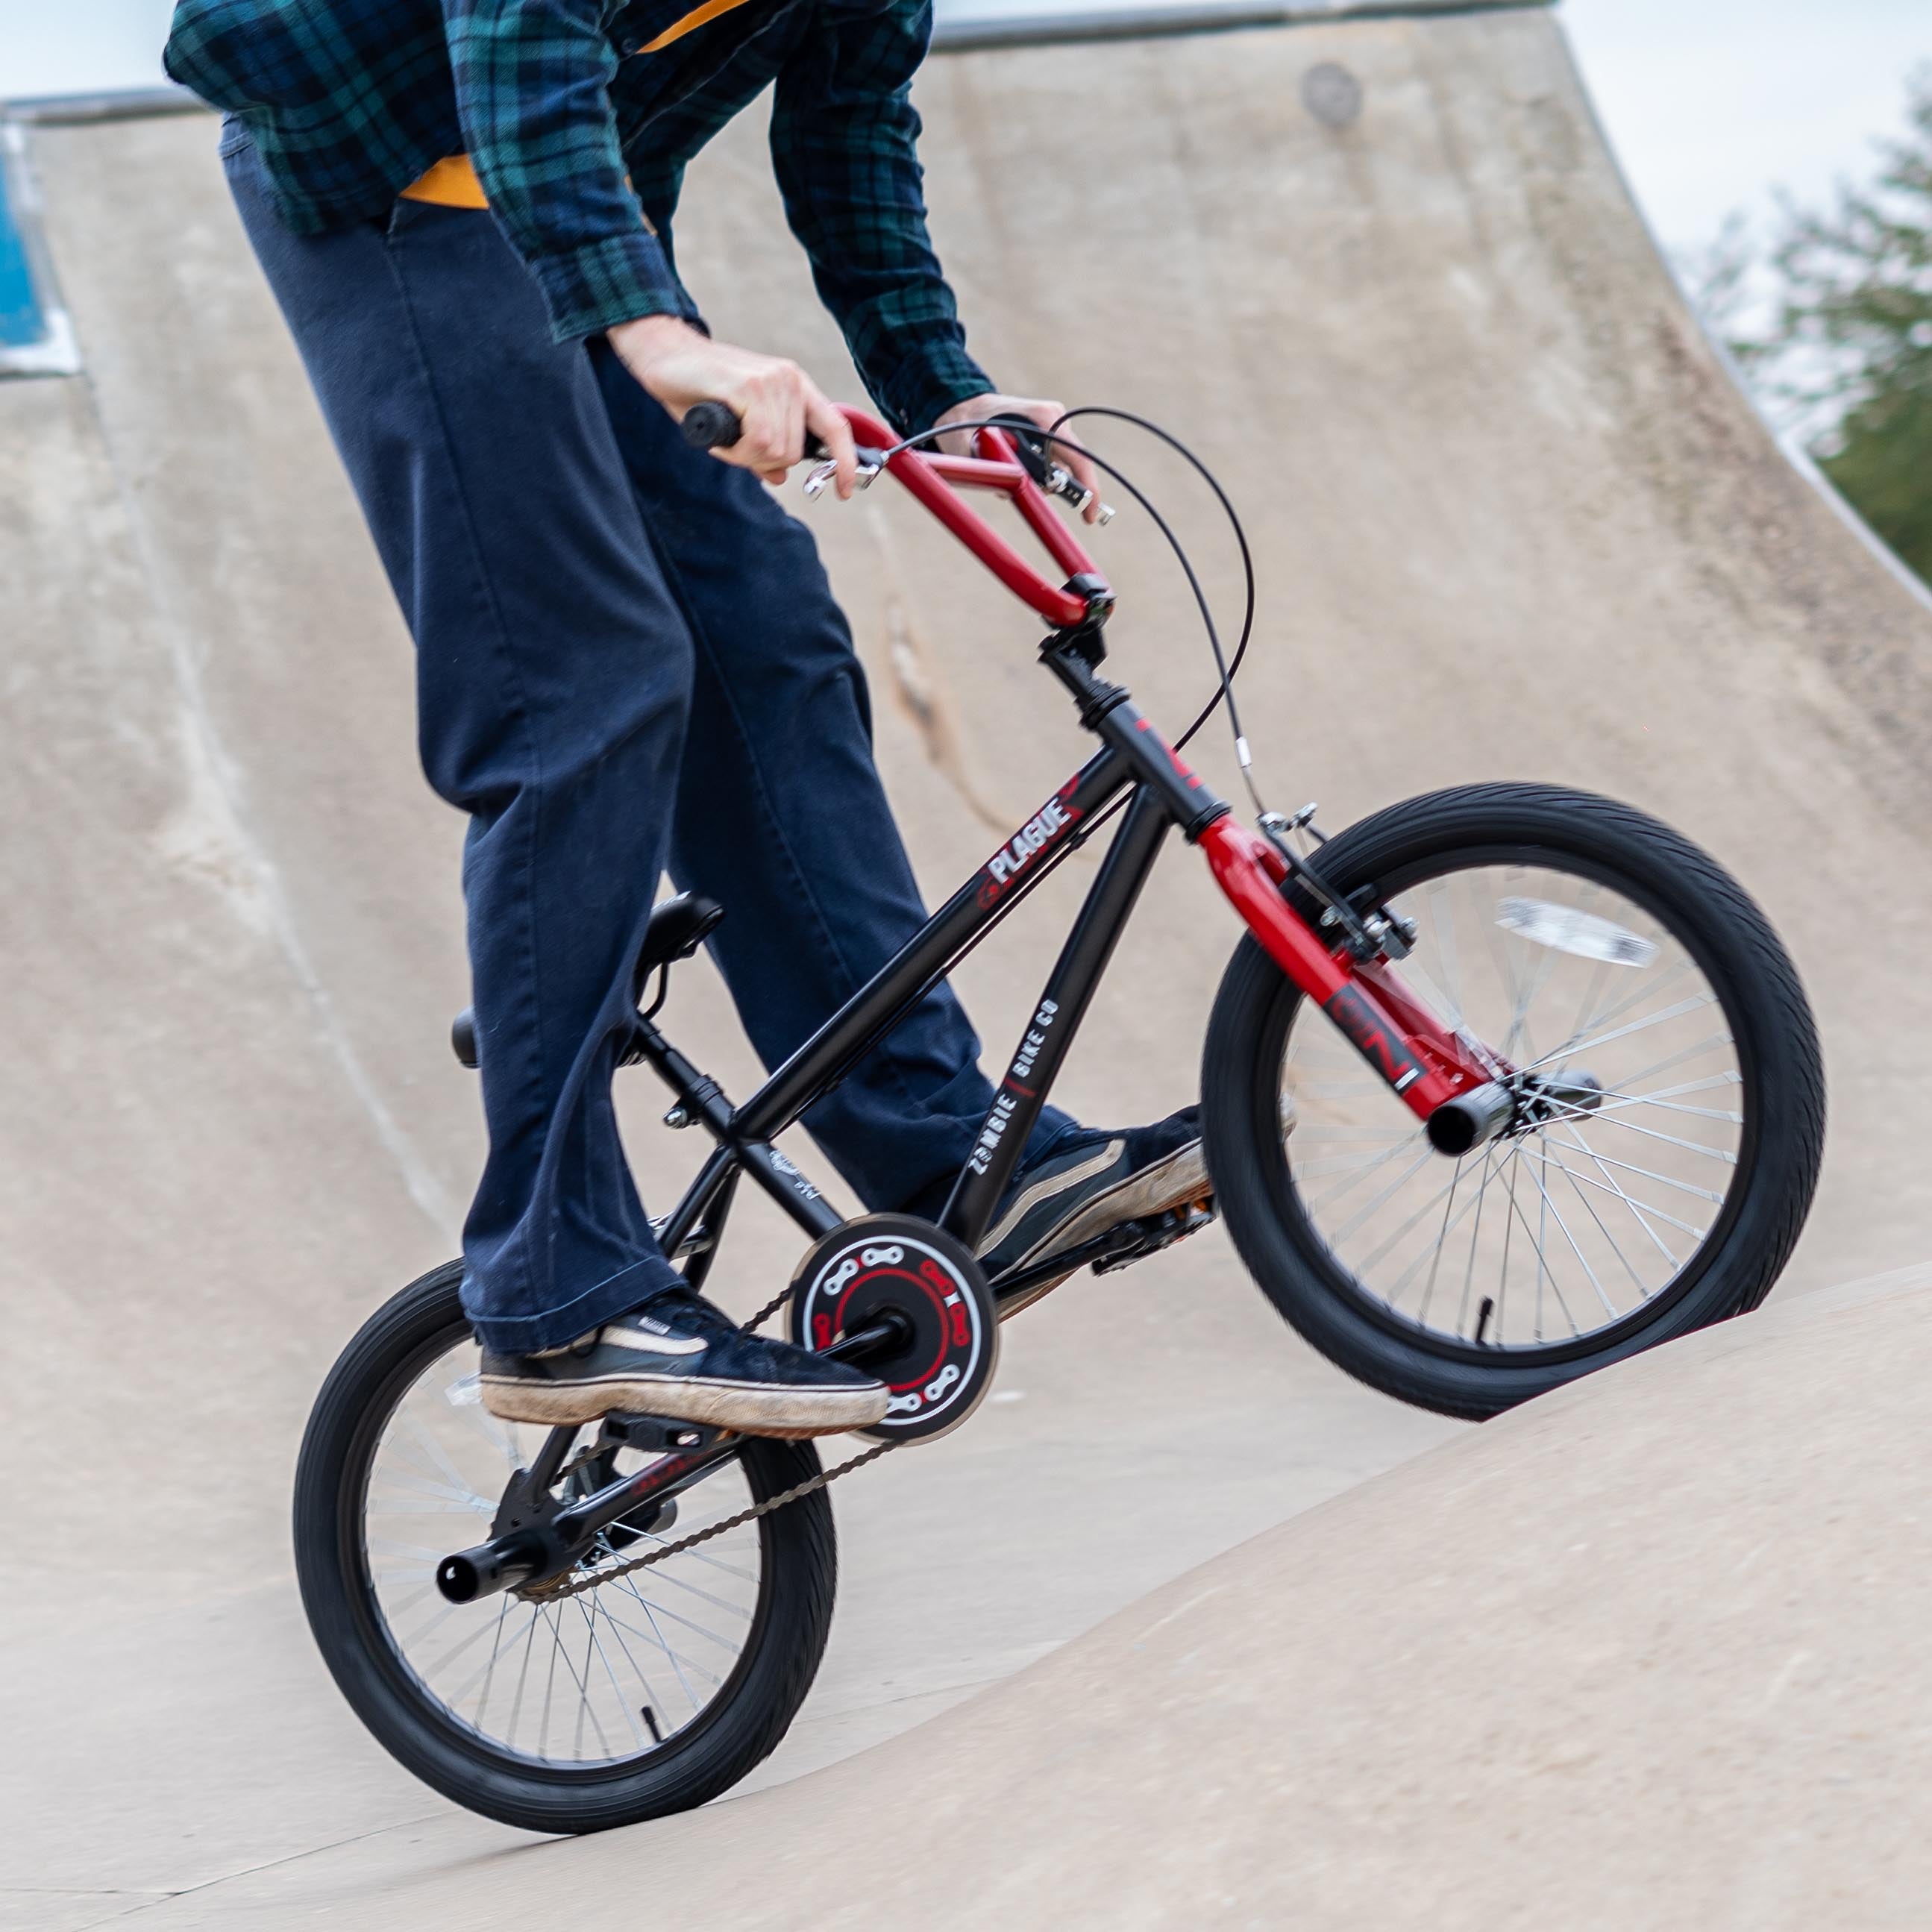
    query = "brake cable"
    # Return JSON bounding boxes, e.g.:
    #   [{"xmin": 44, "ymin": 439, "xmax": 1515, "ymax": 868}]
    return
[{"xmin": 859, "ymin": 412, "xmax": 1267, "ymax": 821}]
